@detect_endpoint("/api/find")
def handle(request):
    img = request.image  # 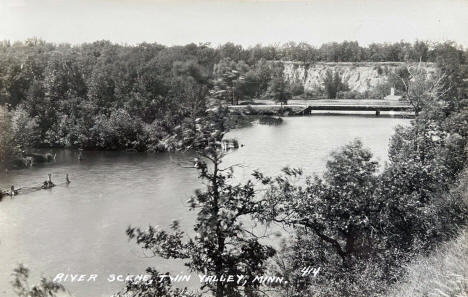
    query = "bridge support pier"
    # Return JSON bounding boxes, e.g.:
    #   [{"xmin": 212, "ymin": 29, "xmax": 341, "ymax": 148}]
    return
[{"xmin": 375, "ymin": 110, "xmax": 380, "ymax": 117}]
